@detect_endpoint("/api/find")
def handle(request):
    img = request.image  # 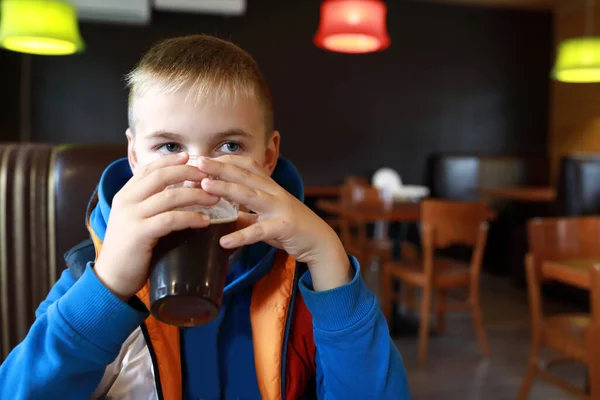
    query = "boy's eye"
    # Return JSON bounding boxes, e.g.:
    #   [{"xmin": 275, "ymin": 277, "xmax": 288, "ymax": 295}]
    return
[
  {"xmin": 158, "ymin": 143, "xmax": 181, "ymax": 154},
  {"xmin": 220, "ymin": 142, "xmax": 241, "ymax": 154}
]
